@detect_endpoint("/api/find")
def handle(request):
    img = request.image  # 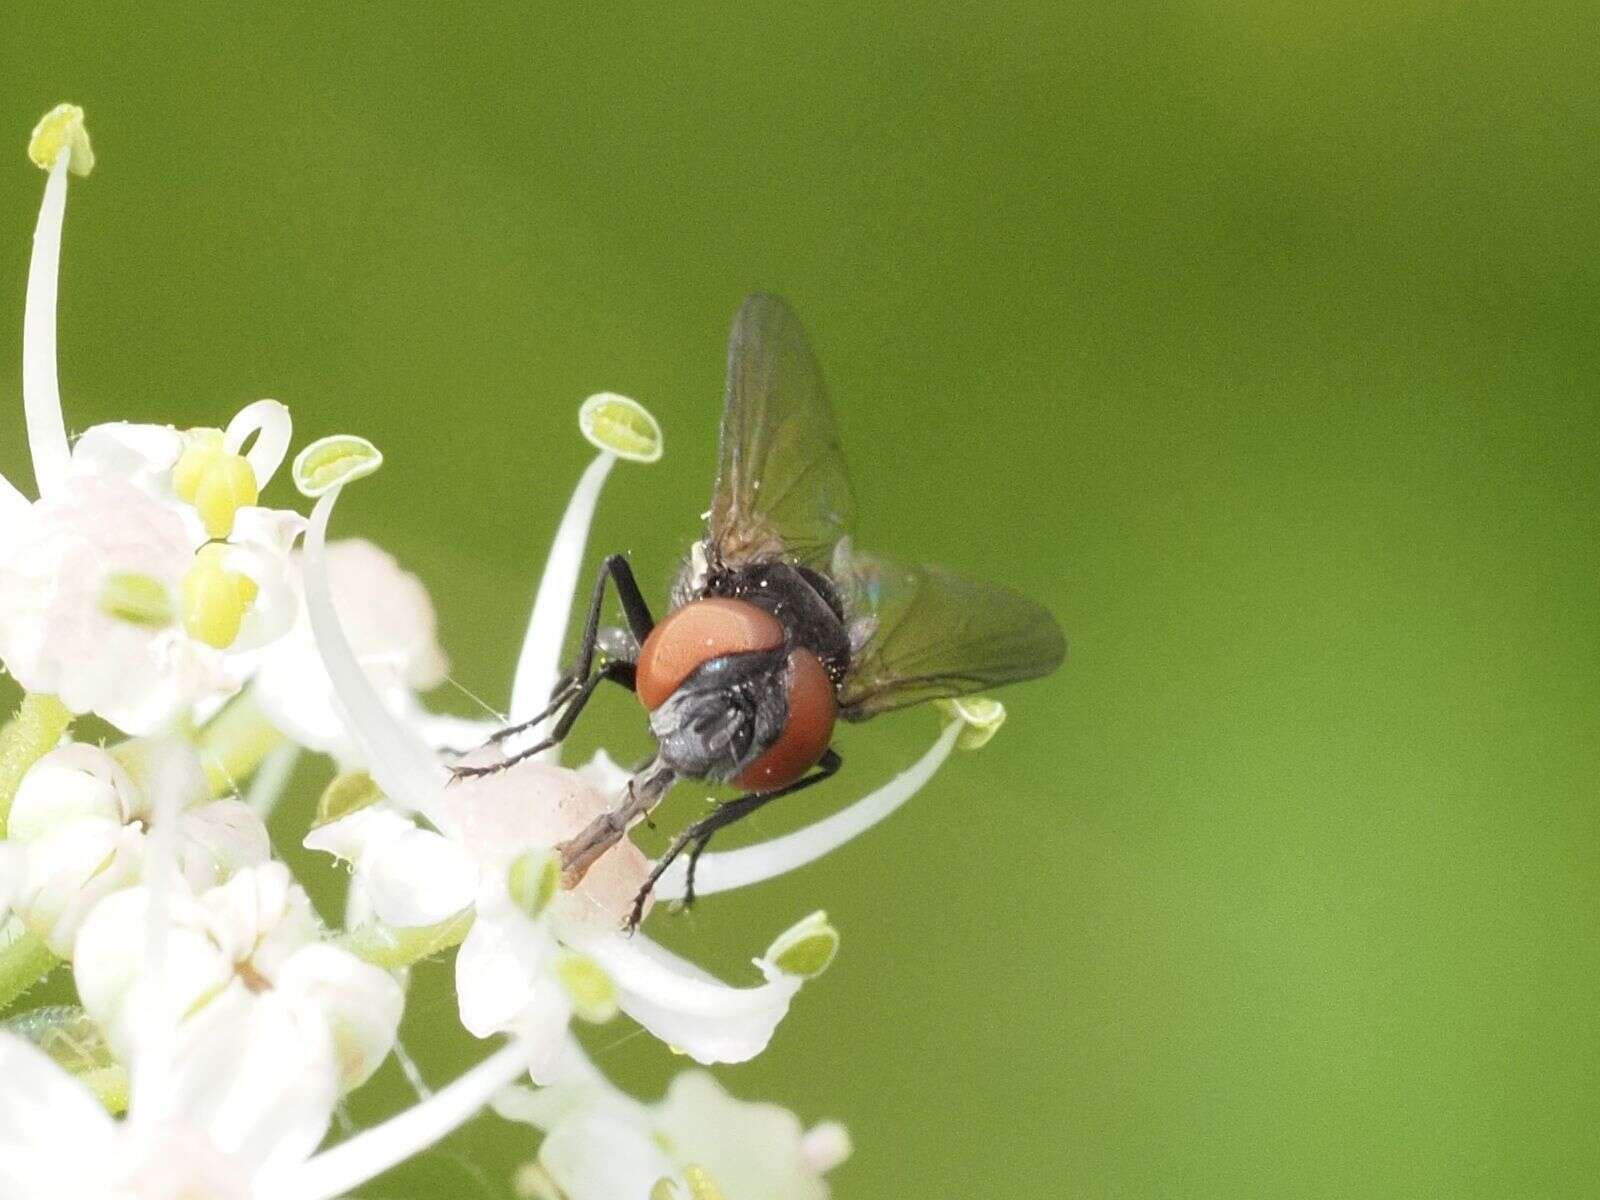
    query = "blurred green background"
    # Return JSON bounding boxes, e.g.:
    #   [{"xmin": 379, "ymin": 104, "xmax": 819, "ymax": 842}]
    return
[{"xmin": 3, "ymin": 3, "xmax": 1598, "ymax": 1197}]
